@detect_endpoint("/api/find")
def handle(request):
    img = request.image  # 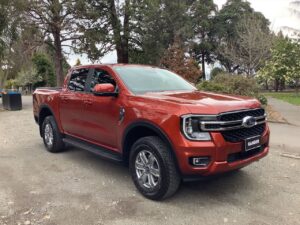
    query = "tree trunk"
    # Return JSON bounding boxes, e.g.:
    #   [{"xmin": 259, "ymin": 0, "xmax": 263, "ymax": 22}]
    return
[
  {"xmin": 246, "ymin": 66, "xmax": 251, "ymax": 77},
  {"xmin": 109, "ymin": 0, "xmax": 129, "ymax": 63},
  {"xmin": 0, "ymin": 76, "xmax": 4, "ymax": 88},
  {"xmin": 274, "ymin": 79, "xmax": 279, "ymax": 92},
  {"xmin": 122, "ymin": 0, "xmax": 130, "ymax": 63},
  {"xmin": 201, "ymin": 53, "xmax": 206, "ymax": 80},
  {"xmin": 116, "ymin": 45, "xmax": 124, "ymax": 63},
  {"xmin": 0, "ymin": 70, "xmax": 9, "ymax": 89},
  {"xmin": 280, "ymin": 79, "xmax": 285, "ymax": 91},
  {"xmin": 53, "ymin": 30, "xmax": 64, "ymax": 87},
  {"xmin": 0, "ymin": 66, "xmax": 3, "ymax": 88},
  {"xmin": 232, "ymin": 65, "xmax": 240, "ymax": 73},
  {"xmin": 265, "ymin": 80, "xmax": 269, "ymax": 90},
  {"xmin": 295, "ymin": 78, "xmax": 299, "ymax": 95}
]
